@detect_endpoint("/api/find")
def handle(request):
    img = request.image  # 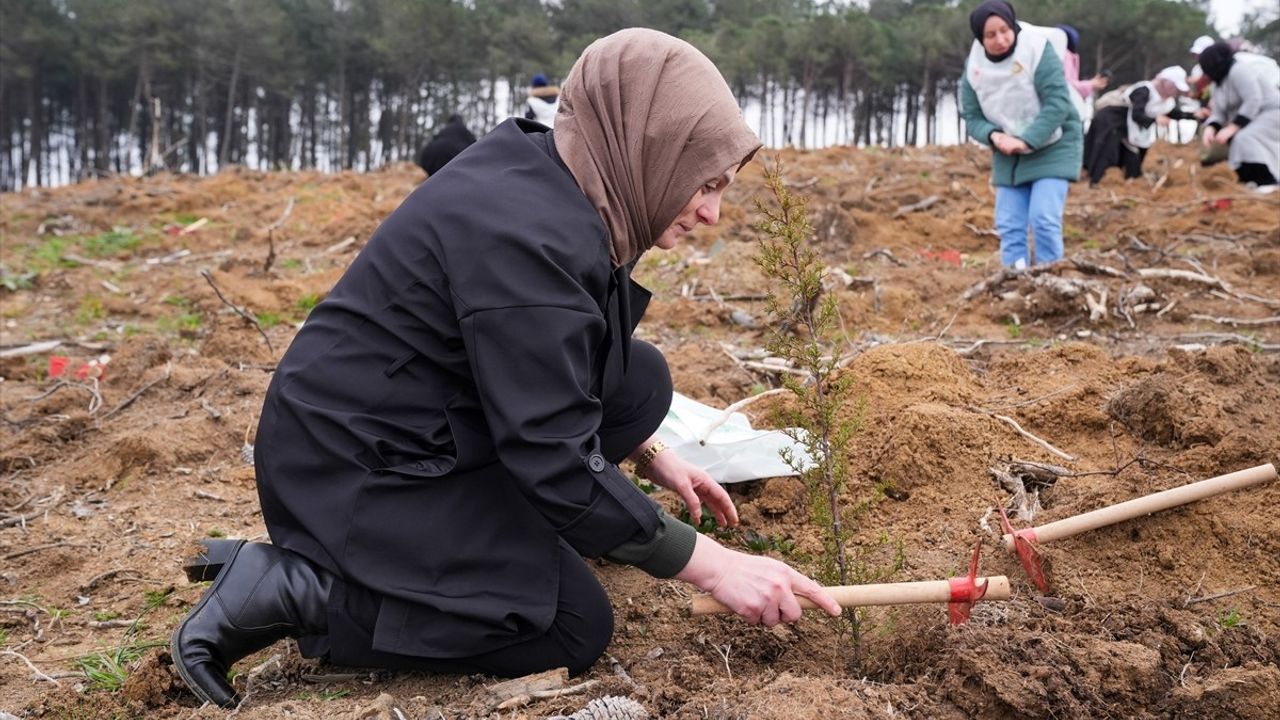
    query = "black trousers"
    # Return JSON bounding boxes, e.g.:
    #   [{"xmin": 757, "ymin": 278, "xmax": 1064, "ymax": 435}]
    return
[
  {"xmin": 1236, "ymin": 162, "xmax": 1277, "ymax": 186},
  {"xmin": 1084, "ymin": 107, "xmax": 1147, "ymax": 185},
  {"xmin": 316, "ymin": 340, "xmax": 672, "ymax": 676}
]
